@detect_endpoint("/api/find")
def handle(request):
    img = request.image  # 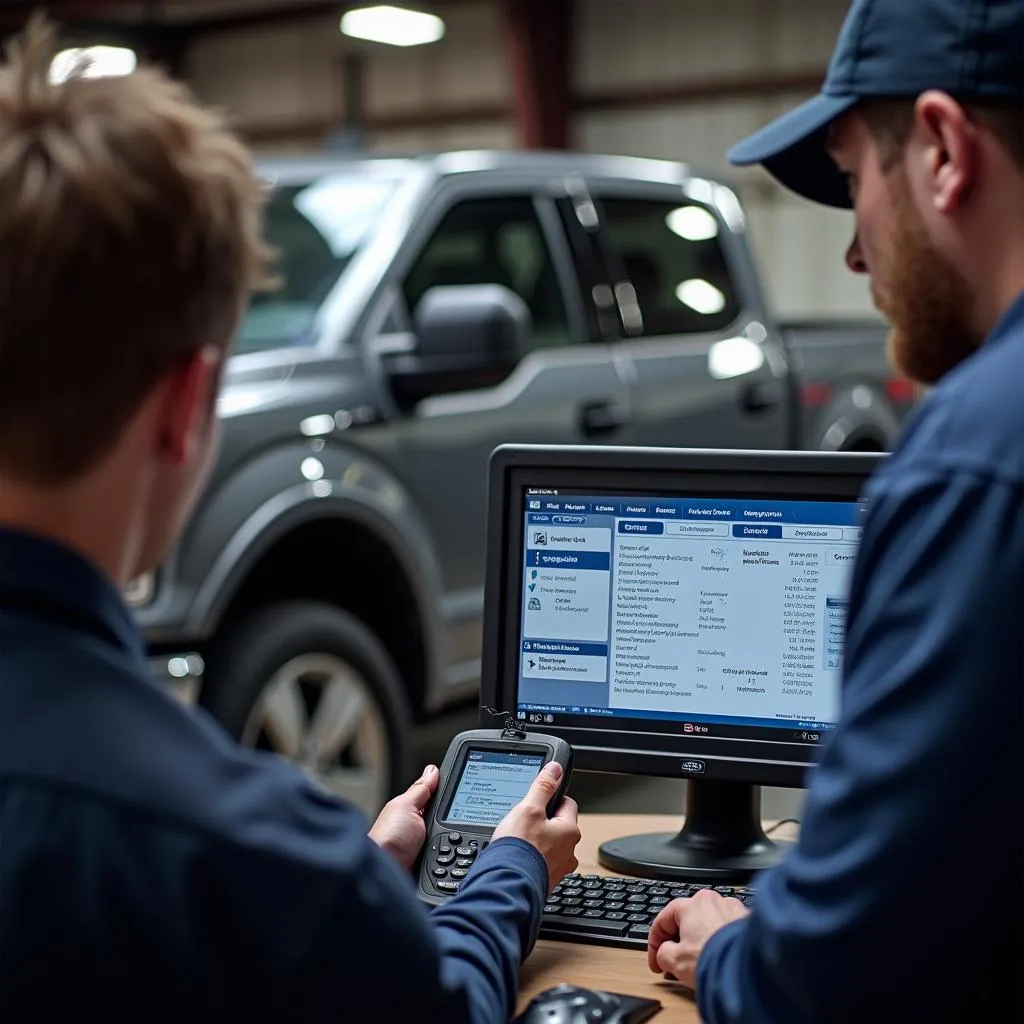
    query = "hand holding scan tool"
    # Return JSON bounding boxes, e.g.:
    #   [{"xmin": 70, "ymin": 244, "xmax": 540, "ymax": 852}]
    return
[{"xmin": 417, "ymin": 728, "xmax": 577, "ymax": 901}]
